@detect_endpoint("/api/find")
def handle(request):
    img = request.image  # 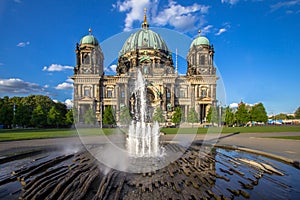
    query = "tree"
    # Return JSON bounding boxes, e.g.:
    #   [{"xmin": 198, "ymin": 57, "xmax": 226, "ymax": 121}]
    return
[
  {"xmin": 0, "ymin": 97, "xmax": 13, "ymax": 128},
  {"xmin": 84, "ymin": 107, "xmax": 96, "ymax": 125},
  {"xmin": 152, "ymin": 107, "xmax": 165, "ymax": 123},
  {"xmin": 54, "ymin": 102, "xmax": 68, "ymax": 120},
  {"xmin": 206, "ymin": 106, "xmax": 218, "ymax": 124},
  {"xmin": 119, "ymin": 106, "xmax": 131, "ymax": 125},
  {"xmin": 31, "ymin": 105, "xmax": 47, "ymax": 128},
  {"xmin": 274, "ymin": 113, "xmax": 288, "ymax": 120},
  {"xmin": 13, "ymin": 104, "xmax": 31, "ymax": 128},
  {"xmin": 235, "ymin": 103, "xmax": 249, "ymax": 125},
  {"xmin": 250, "ymin": 103, "xmax": 268, "ymax": 123},
  {"xmin": 187, "ymin": 107, "xmax": 198, "ymax": 124},
  {"xmin": 0, "ymin": 95, "xmax": 68, "ymax": 128},
  {"xmin": 295, "ymin": 107, "xmax": 300, "ymax": 119},
  {"xmin": 224, "ymin": 107, "xmax": 235, "ymax": 126},
  {"xmin": 47, "ymin": 106, "xmax": 63, "ymax": 128},
  {"xmin": 34, "ymin": 95, "xmax": 55, "ymax": 114},
  {"xmin": 65, "ymin": 109, "xmax": 74, "ymax": 126},
  {"xmin": 102, "ymin": 106, "xmax": 116, "ymax": 125},
  {"xmin": 171, "ymin": 107, "xmax": 182, "ymax": 125}
]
